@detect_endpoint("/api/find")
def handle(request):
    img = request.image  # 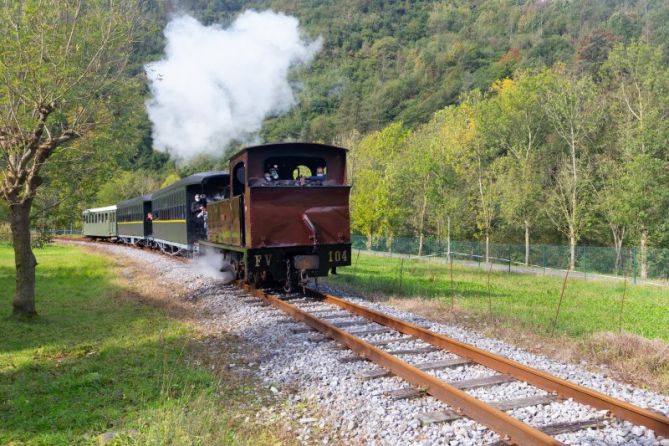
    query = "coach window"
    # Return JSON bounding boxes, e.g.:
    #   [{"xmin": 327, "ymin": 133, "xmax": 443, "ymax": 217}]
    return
[{"xmin": 233, "ymin": 162, "xmax": 245, "ymax": 196}]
